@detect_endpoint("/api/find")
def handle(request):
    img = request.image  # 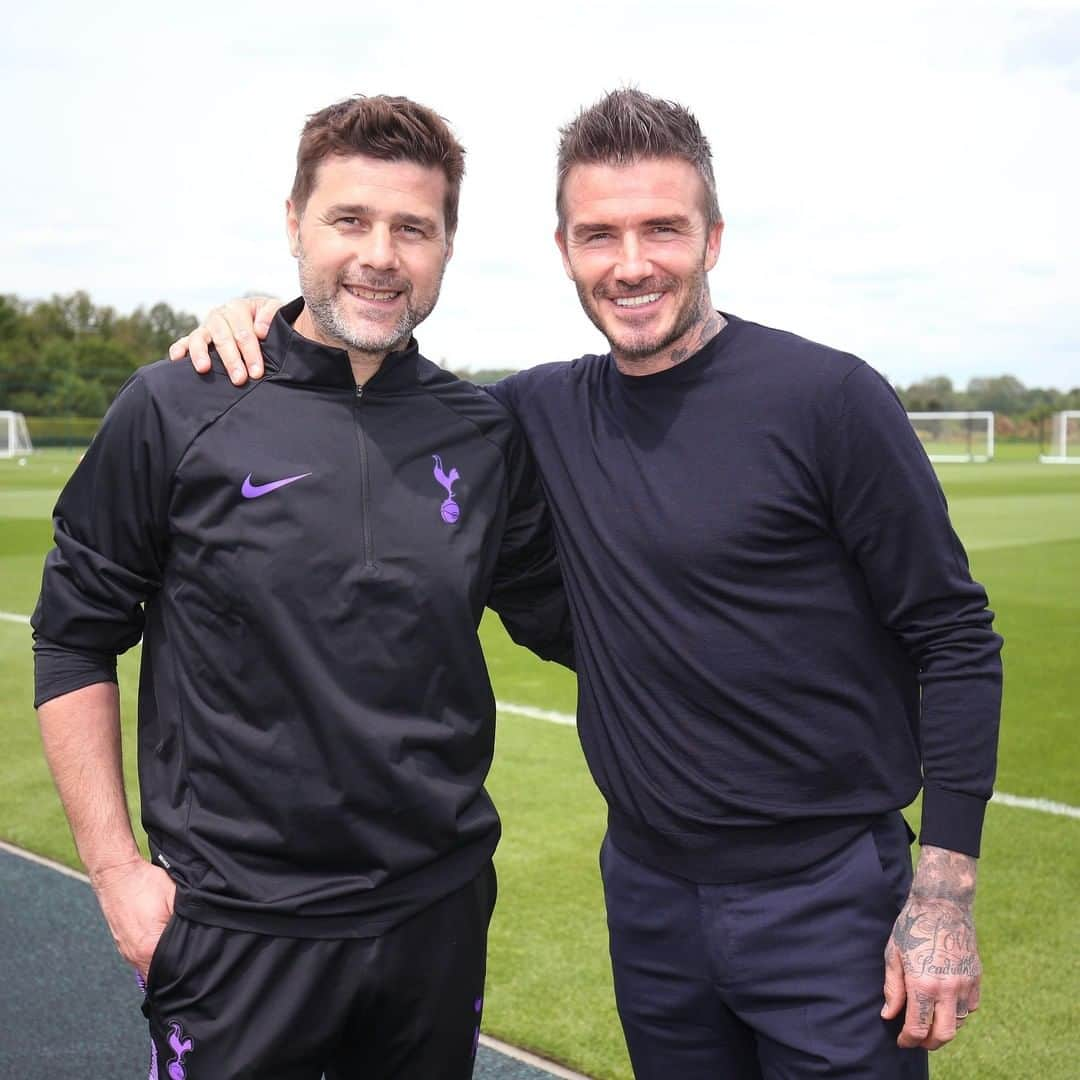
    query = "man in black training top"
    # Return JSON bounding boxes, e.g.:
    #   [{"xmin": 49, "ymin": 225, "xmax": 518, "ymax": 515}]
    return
[
  {"xmin": 32, "ymin": 95, "xmax": 572, "ymax": 1080},
  {"xmin": 178, "ymin": 89, "xmax": 1002, "ymax": 1079}
]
